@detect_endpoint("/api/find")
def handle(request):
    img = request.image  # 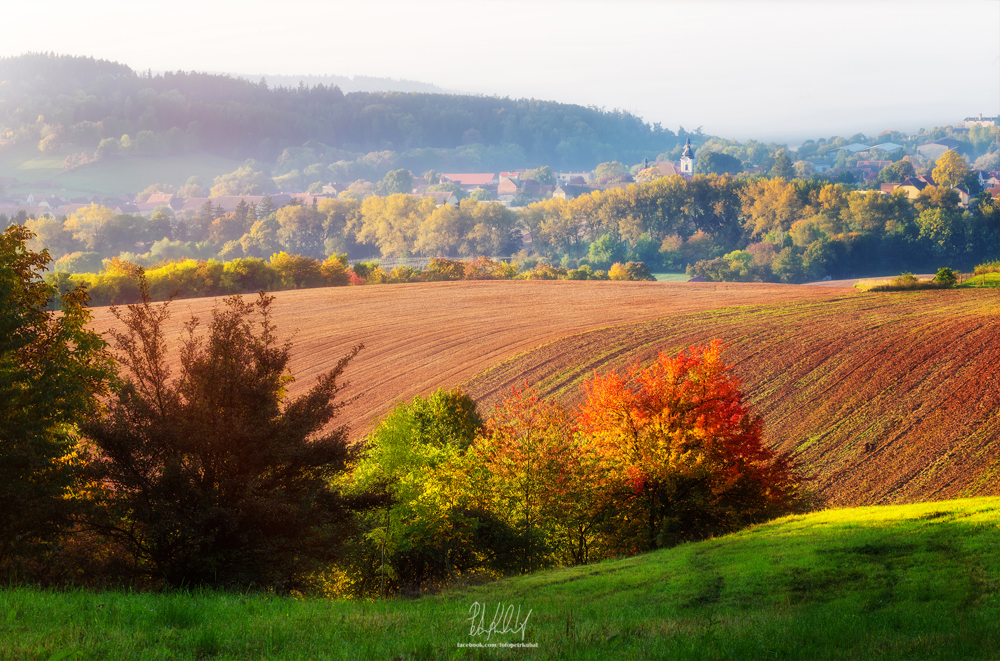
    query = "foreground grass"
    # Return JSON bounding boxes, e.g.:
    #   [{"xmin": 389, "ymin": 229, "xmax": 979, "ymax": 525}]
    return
[{"xmin": 2, "ymin": 498, "xmax": 997, "ymax": 660}]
